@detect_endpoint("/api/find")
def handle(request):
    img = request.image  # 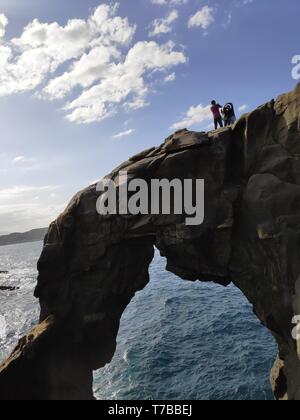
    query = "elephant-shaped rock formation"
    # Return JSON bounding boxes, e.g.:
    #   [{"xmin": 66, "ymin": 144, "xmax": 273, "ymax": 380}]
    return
[{"xmin": 1, "ymin": 84, "xmax": 300, "ymax": 400}]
